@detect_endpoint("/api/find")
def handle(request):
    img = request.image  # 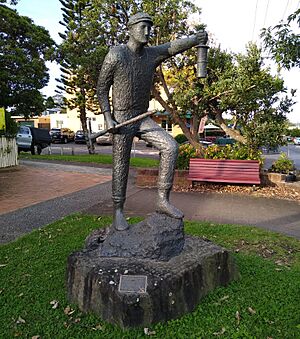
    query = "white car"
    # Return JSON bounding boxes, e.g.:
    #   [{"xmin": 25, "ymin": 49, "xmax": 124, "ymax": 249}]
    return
[
  {"xmin": 96, "ymin": 133, "xmax": 113, "ymax": 145},
  {"xmin": 293, "ymin": 137, "xmax": 300, "ymax": 145}
]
